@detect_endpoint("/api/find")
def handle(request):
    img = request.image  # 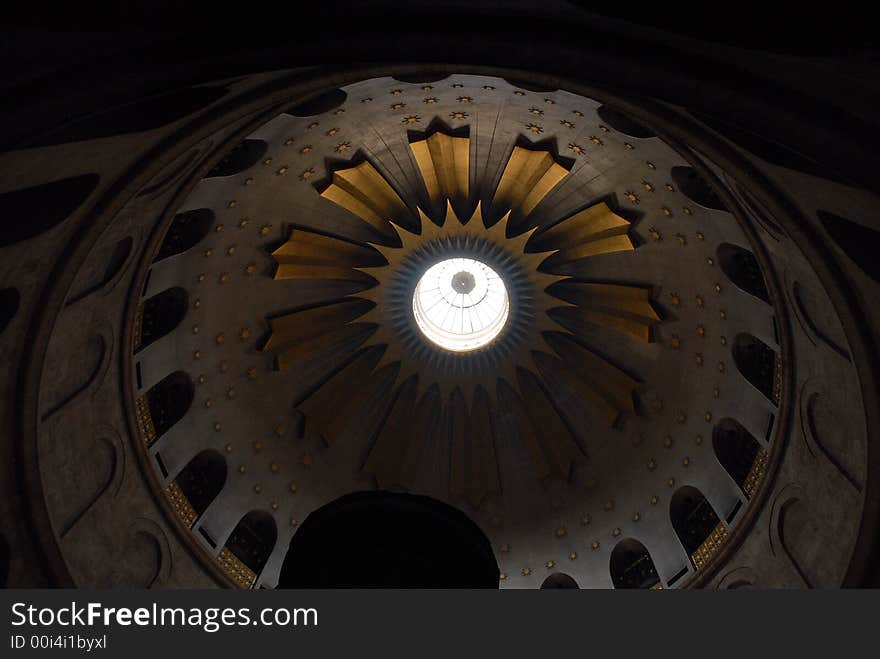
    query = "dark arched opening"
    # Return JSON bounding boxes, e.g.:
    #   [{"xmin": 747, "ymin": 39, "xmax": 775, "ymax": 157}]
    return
[
  {"xmin": 541, "ymin": 573, "xmax": 579, "ymax": 589},
  {"xmin": 732, "ymin": 333, "xmax": 778, "ymax": 403},
  {"xmin": 717, "ymin": 243, "xmax": 770, "ymax": 303},
  {"xmin": 205, "ymin": 139, "xmax": 268, "ymax": 178},
  {"xmin": 712, "ymin": 418, "xmax": 764, "ymax": 497},
  {"xmin": 610, "ymin": 538, "xmax": 661, "ymax": 588},
  {"xmin": 503, "ymin": 78, "xmax": 558, "ymax": 93},
  {"xmin": 596, "ymin": 105, "xmax": 656, "ymax": 138},
  {"xmin": 671, "ymin": 166, "xmax": 725, "ymax": 211},
  {"xmin": 0, "ymin": 174, "xmax": 99, "ymax": 248},
  {"xmin": 136, "ymin": 287, "xmax": 189, "ymax": 352},
  {"xmin": 392, "ymin": 73, "xmax": 451, "ymax": 84},
  {"xmin": 154, "ymin": 208, "xmax": 214, "ymax": 262},
  {"xmin": 176, "ymin": 449, "xmax": 227, "ymax": 521},
  {"xmin": 670, "ymin": 486, "xmax": 725, "ymax": 569},
  {"xmin": 286, "ymin": 88, "xmax": 347, "ymax": 116},
  {"xmin": 278, "ymin": 491, "xmax": 499, "ymax": 588},
  {"xmin": 144, "ymin": 371, "xmax": 194, "ymax": 442},
  {"xmin": 225, "ymin": 510, "xmax": 278, "ymax": 585}
]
